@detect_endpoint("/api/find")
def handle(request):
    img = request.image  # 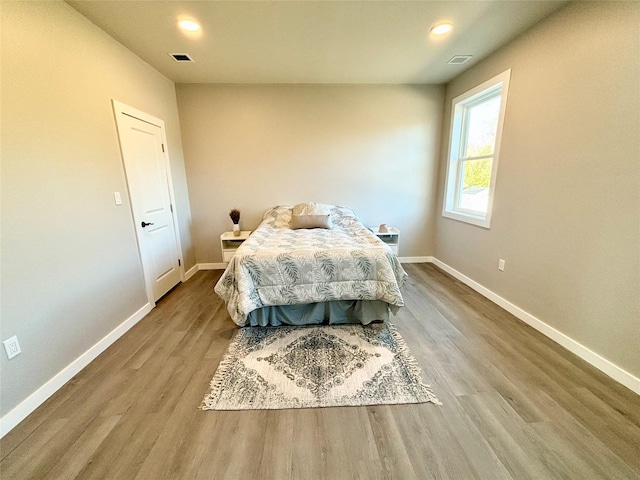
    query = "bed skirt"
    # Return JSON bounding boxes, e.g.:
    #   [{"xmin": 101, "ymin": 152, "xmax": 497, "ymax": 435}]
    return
[{"xmin": 242, "ymin": 300, "xmax": 390, "ymax": 327}]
